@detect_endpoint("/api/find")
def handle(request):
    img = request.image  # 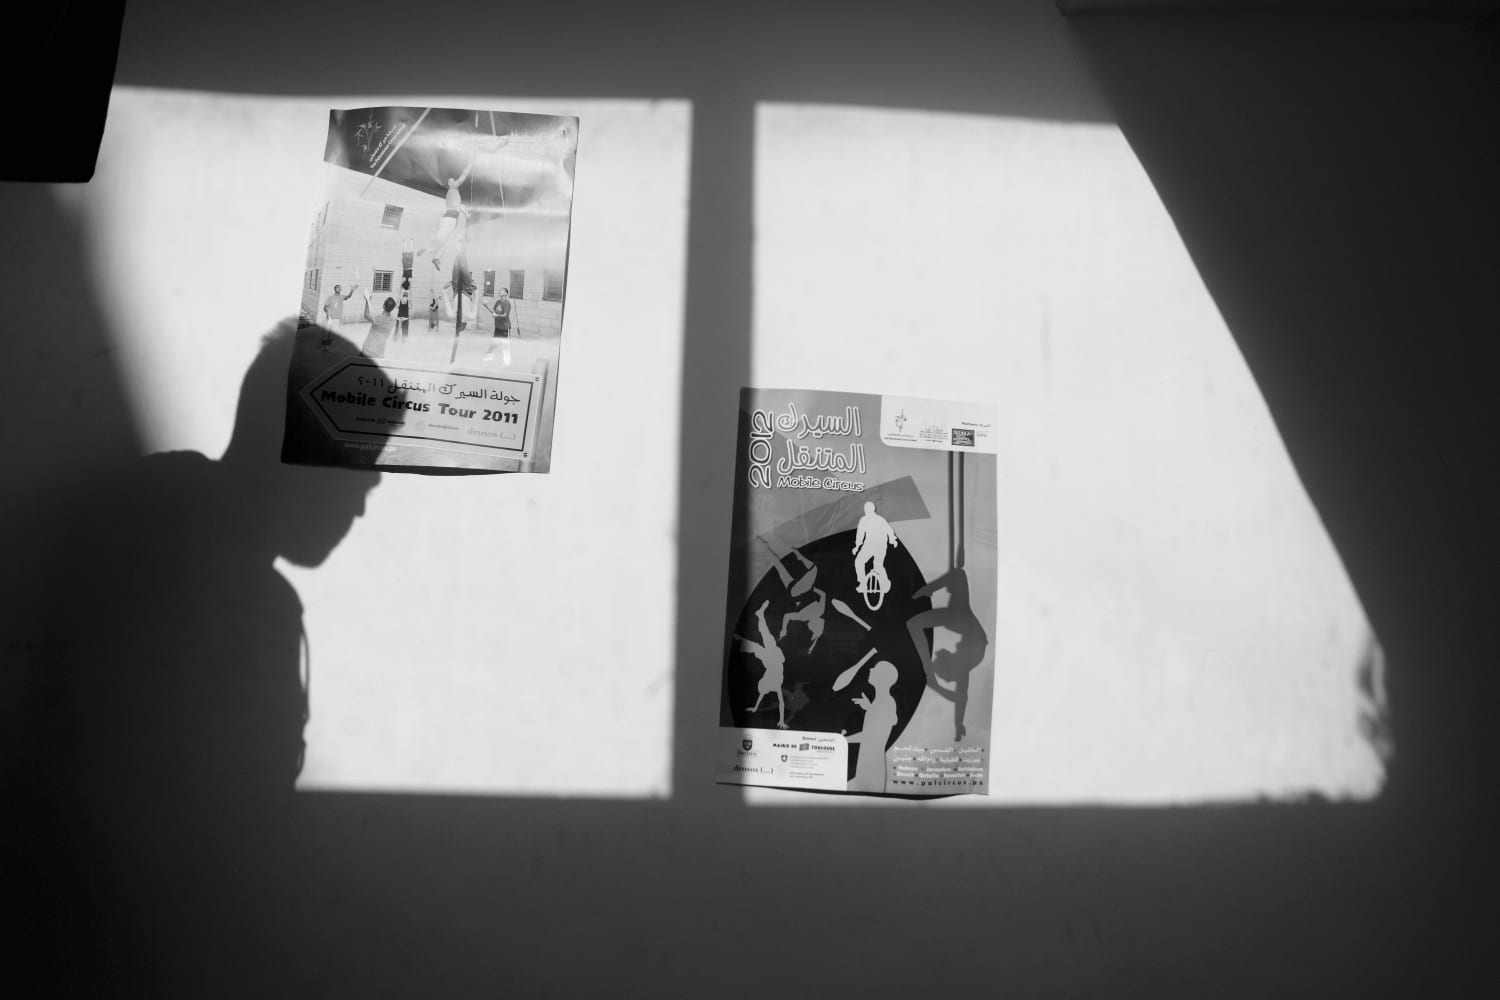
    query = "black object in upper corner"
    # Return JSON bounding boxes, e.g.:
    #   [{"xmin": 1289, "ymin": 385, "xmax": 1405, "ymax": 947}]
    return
[{"xmin": 4, "ymin": 3, "xmax": 126, "ymax": 182}]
